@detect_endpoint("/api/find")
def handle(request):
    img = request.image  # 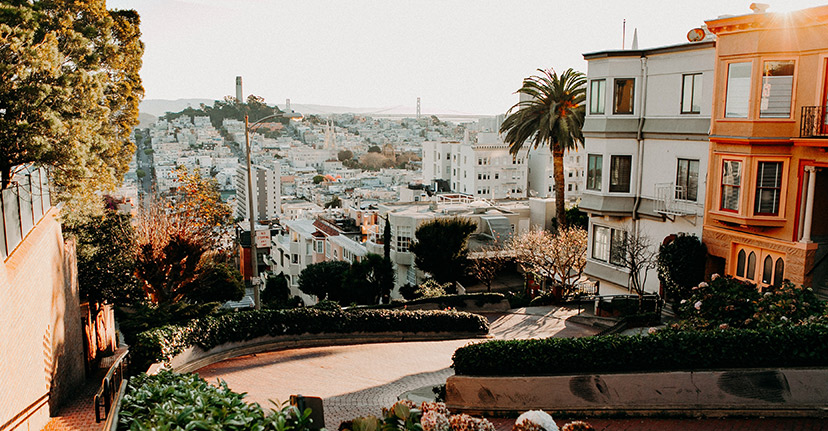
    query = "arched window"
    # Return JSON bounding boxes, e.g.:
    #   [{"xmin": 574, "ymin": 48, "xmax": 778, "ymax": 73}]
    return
[
  {"xmin": 746, "ymin": 251, "xmax": 757, "ymax": 280},
  {"xmin": 774, "ymin": 258, "xmax": 785, "ymax": 287},
  {"xmin": 736, "ymin": 249, "xmax": 746, "ymax": 277},
  {"xmin": 762, "ymin": 255, "xmax": 773, "ymax": 284}
]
